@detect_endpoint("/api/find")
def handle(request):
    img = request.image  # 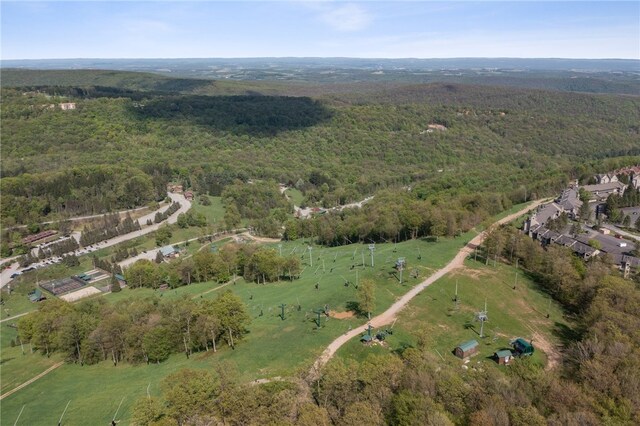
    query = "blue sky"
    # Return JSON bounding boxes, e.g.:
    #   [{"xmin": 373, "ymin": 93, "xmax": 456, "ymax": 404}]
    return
[{"xmin": 1, "ymin": 1, "xmax": 638, "ymax": 59}]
